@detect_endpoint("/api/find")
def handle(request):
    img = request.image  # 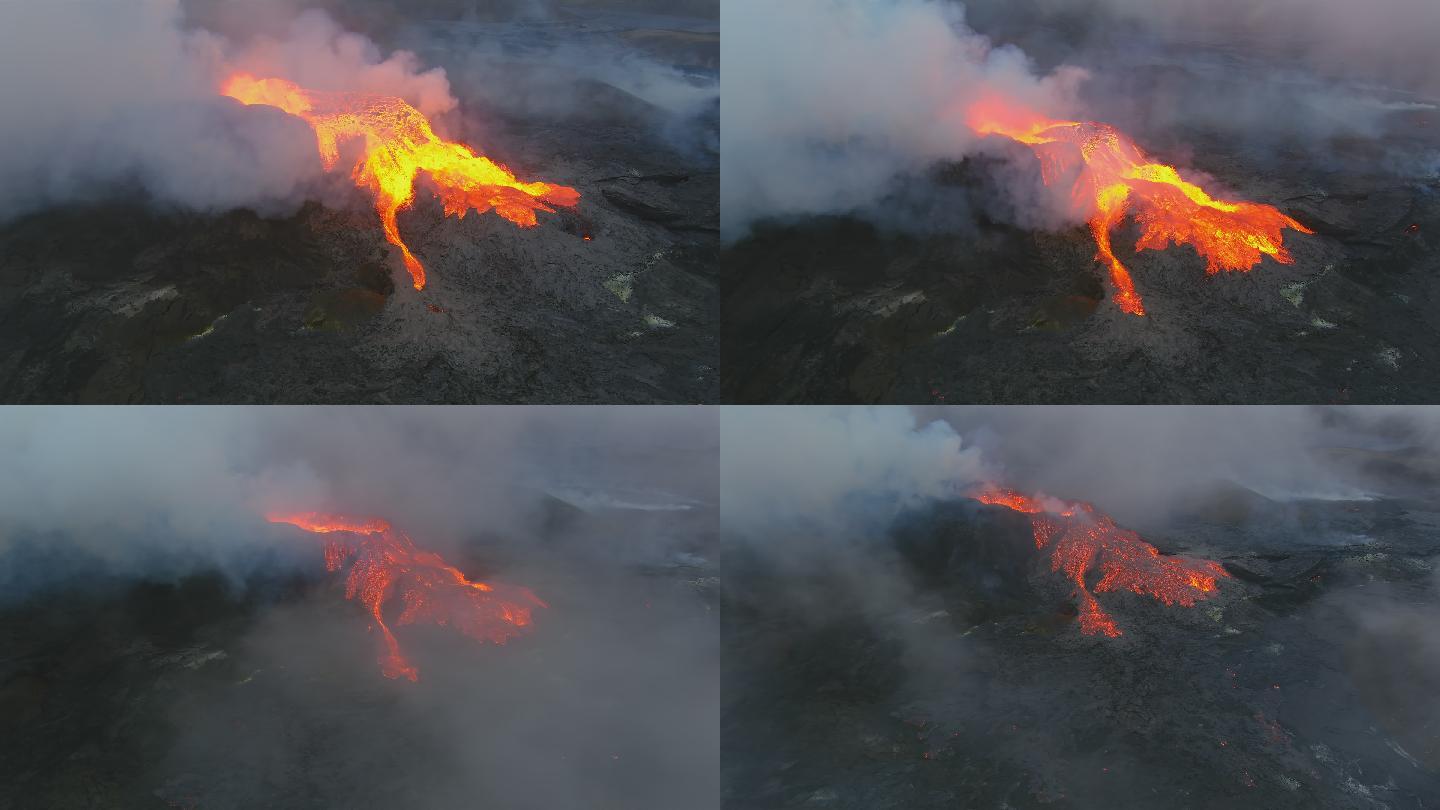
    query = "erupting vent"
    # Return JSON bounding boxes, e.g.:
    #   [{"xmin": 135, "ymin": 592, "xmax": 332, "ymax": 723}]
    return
[
  {"xmin": 222, "ymin": 74, "xmax": 581, "ymax": 290},
  {"xmin": 971, "ymin": 486, "xmax": 1228, "ymax": 636},
  {"xmin": 269, "ymin": 511, "xmax": 546, "ymax": 681},
  {"xmin": 967, "ymin": 96, "xmax": 1312, "ymax": 315}
]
